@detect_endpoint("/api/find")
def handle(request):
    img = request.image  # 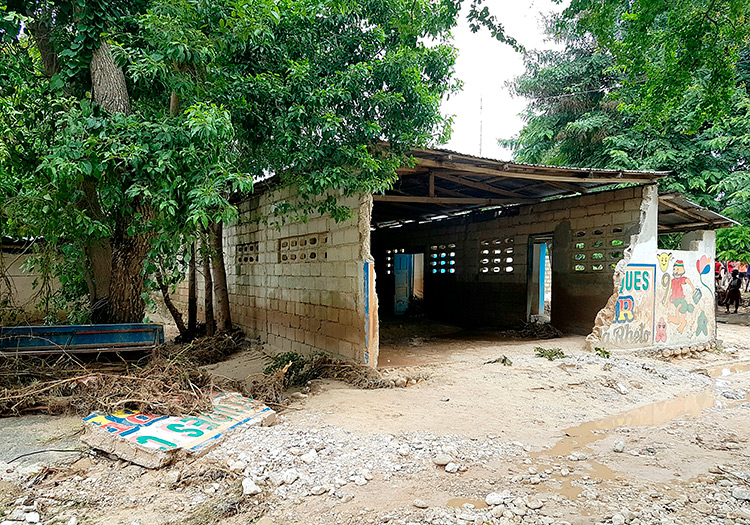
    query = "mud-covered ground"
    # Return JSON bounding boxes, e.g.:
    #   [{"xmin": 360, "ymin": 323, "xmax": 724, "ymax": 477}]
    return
[{"xmin": 1, "ymin": 323, "xmax": 750, "ymax": 525}]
